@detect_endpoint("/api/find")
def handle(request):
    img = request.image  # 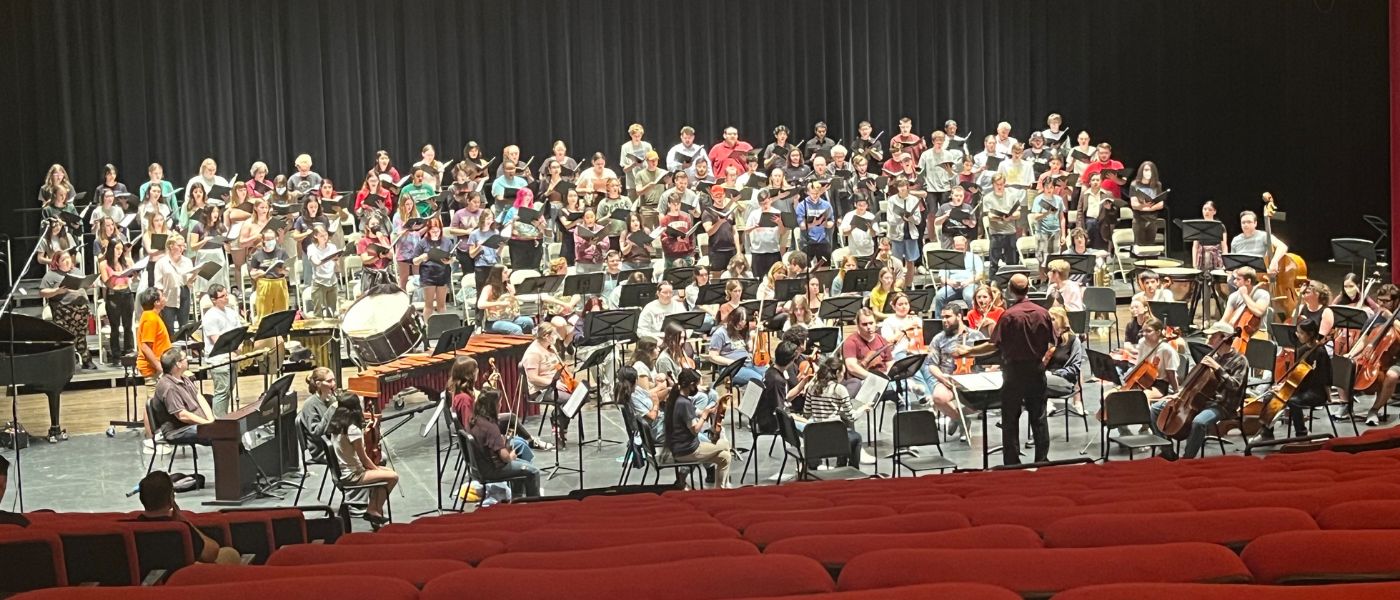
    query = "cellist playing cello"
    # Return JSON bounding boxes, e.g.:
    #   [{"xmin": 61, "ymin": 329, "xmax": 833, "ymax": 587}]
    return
[
  {"xmin": 1147, "ymin": 321, "xmax": 1250, "ymax": 460},
  {"xmin": 1248, "ymin": 319, "xmax": 1333, "ymax": 445},
  {"xmin": 1345, "ymin": 284, "xmax": 1400, "ymax": 427}
]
